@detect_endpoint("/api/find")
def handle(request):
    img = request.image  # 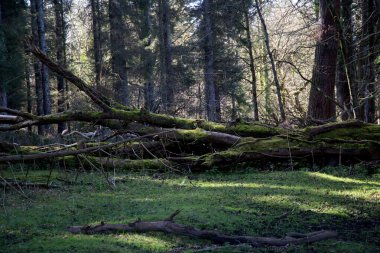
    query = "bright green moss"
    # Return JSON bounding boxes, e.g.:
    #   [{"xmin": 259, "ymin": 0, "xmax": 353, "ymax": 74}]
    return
[
  {"xmin": 225, "ymin": 123, "xmax": 279, "ymax": 137},
  {"xmin": 315, "ymin": 125, "xmax": 380, "ymax": 140}
]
